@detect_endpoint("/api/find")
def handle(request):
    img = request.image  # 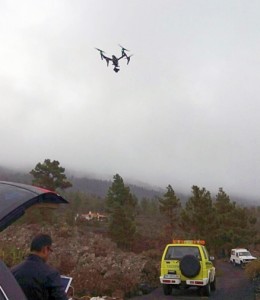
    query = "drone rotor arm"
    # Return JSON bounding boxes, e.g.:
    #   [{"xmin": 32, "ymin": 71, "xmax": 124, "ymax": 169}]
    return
[
  {"xmin": 105, "ymin": 57, "xmax": 110, "ymax": 66},
  {"xmin": 117, "ymin": 55, "xmax": 125, "ymax": 61},
  {"xmin": 100, "ymin": 54, "xmax": 112, "ymax": 66},
  {"xmin": 126, "ymin": 54, "xmax": 133, "ymax": 64}
]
